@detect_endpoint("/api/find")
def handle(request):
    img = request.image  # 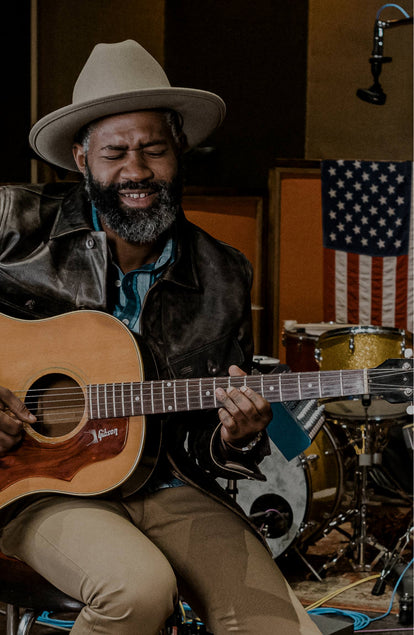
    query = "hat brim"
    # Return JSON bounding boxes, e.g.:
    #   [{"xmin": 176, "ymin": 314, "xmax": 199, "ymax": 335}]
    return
[{"xmin": 29, "ymin": 87, "xmax": 226, "ymax": 172}]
